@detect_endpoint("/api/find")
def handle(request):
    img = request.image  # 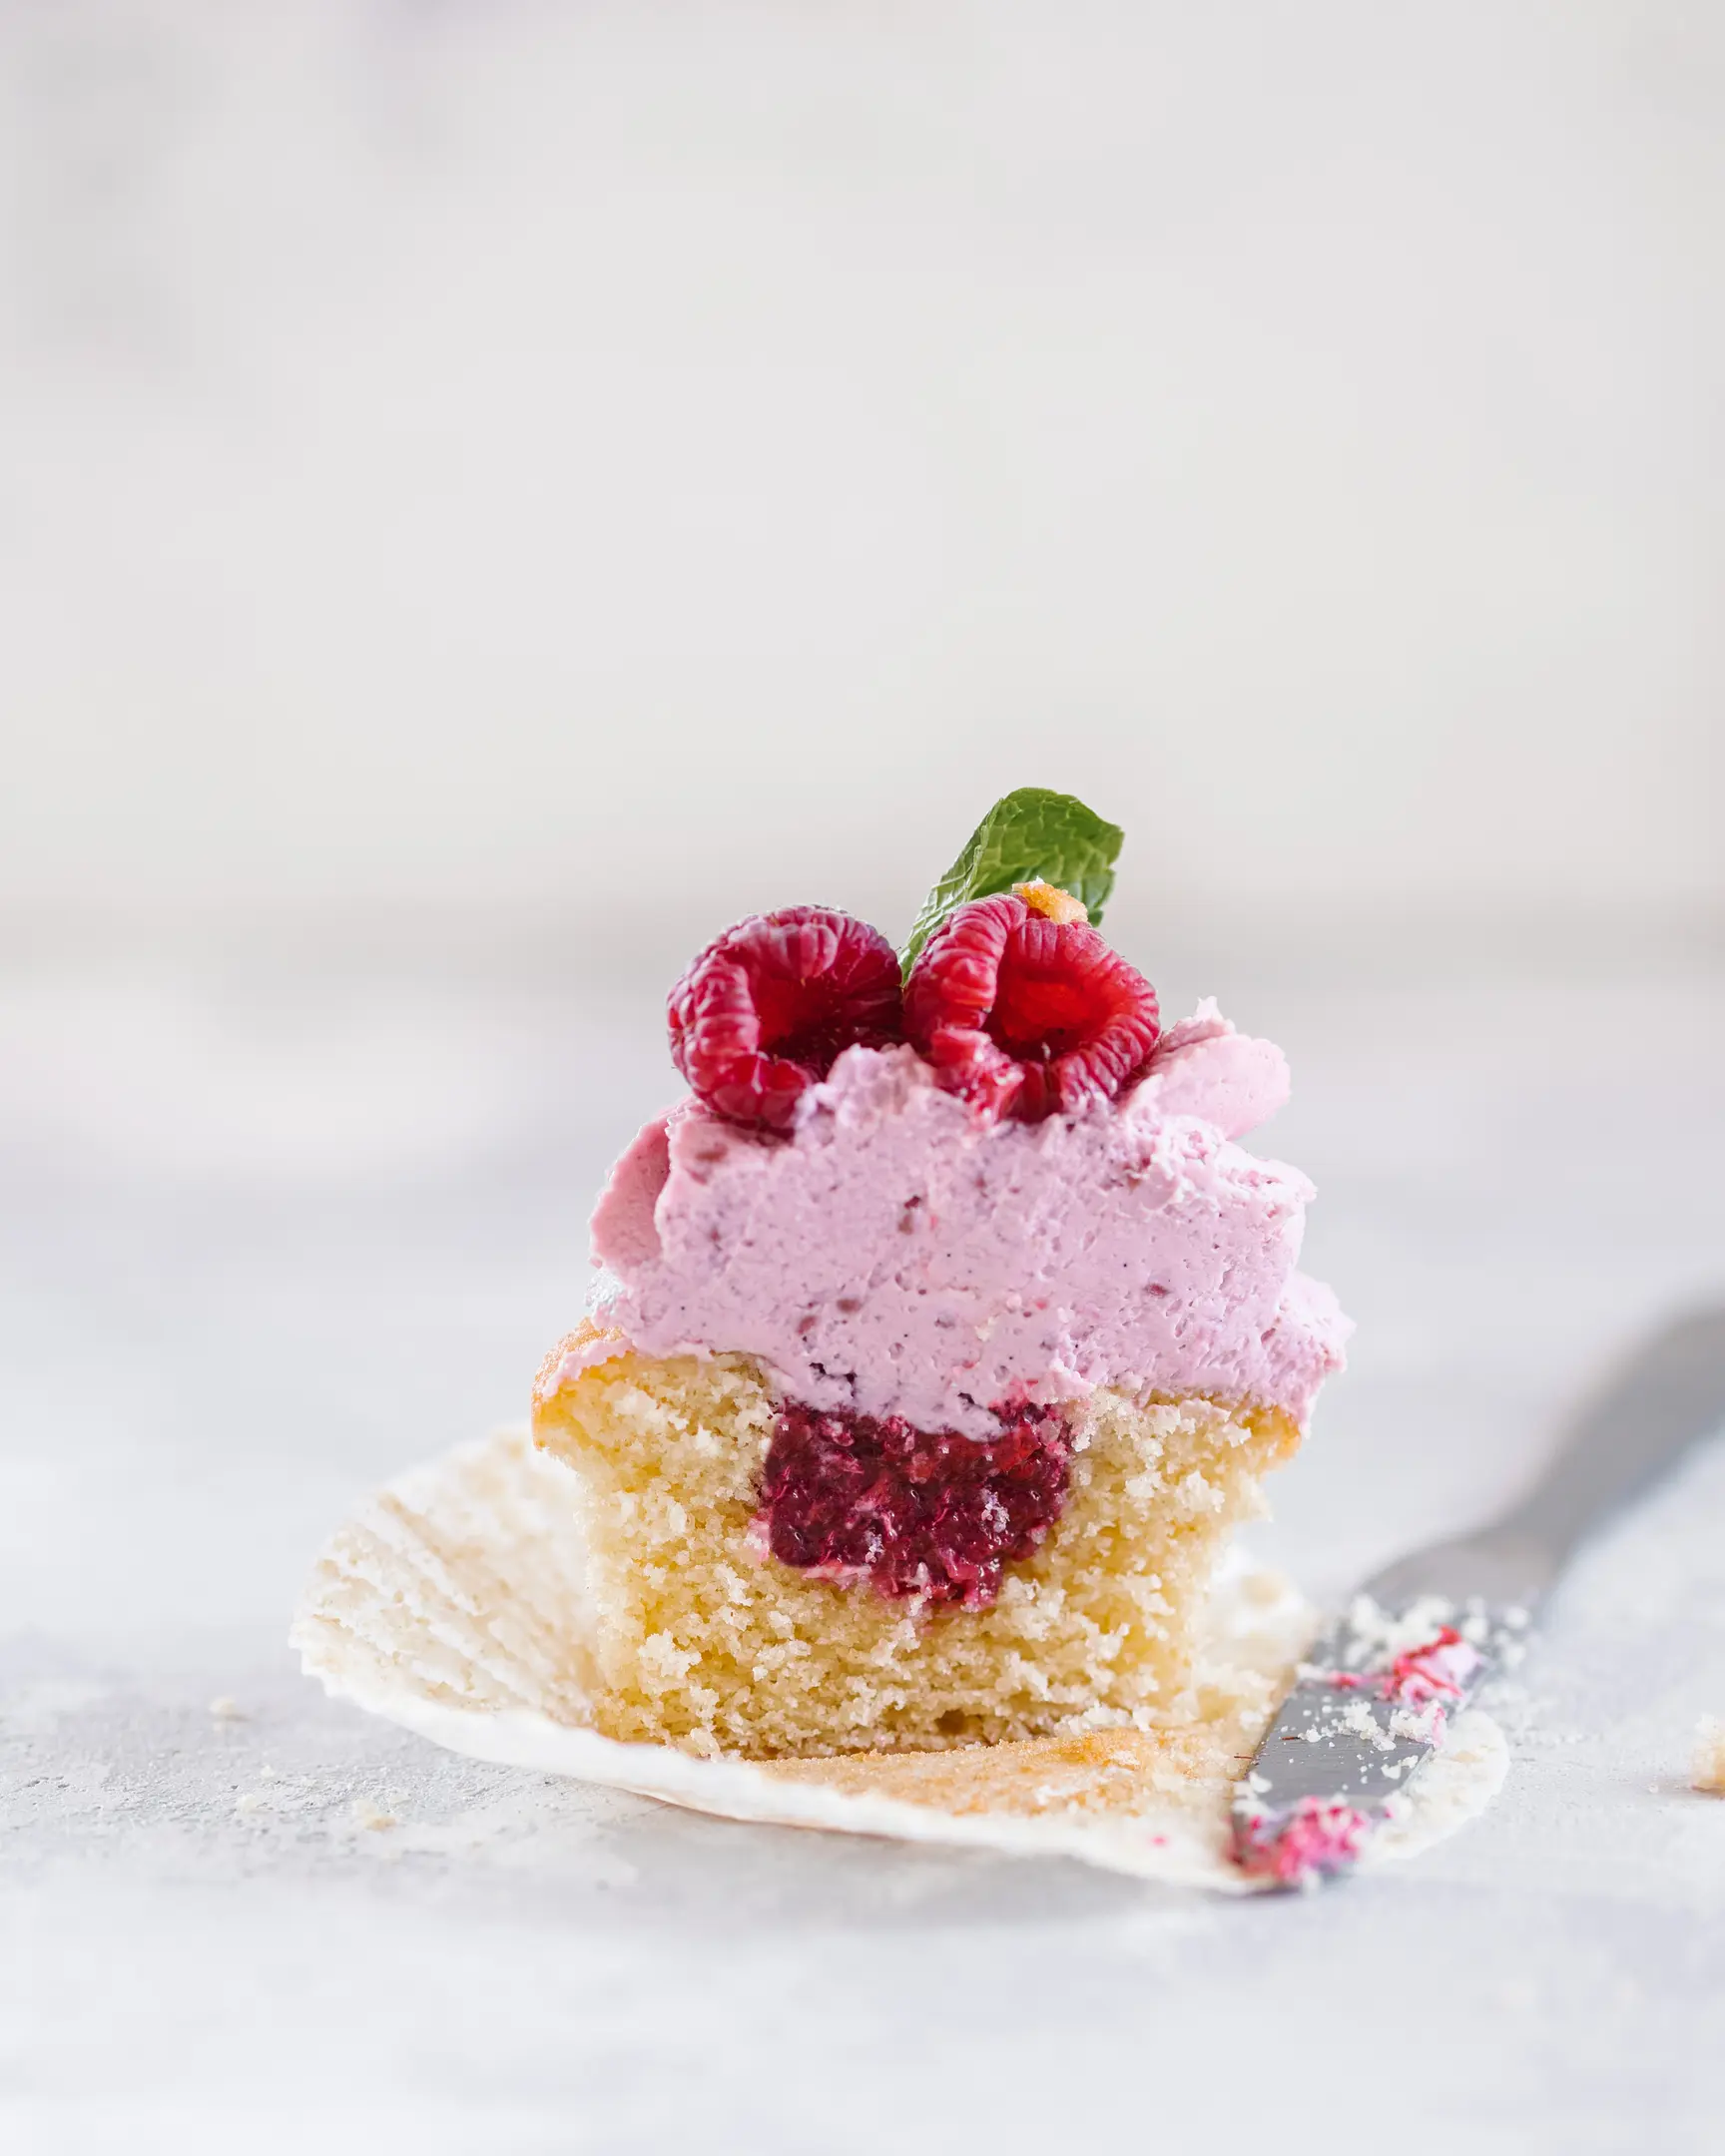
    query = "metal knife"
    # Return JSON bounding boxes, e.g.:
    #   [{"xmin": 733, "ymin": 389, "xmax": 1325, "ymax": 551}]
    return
[{"xmin": 1230, "ymin": 1307, "xmax": 1725, "ymax": 1887}]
